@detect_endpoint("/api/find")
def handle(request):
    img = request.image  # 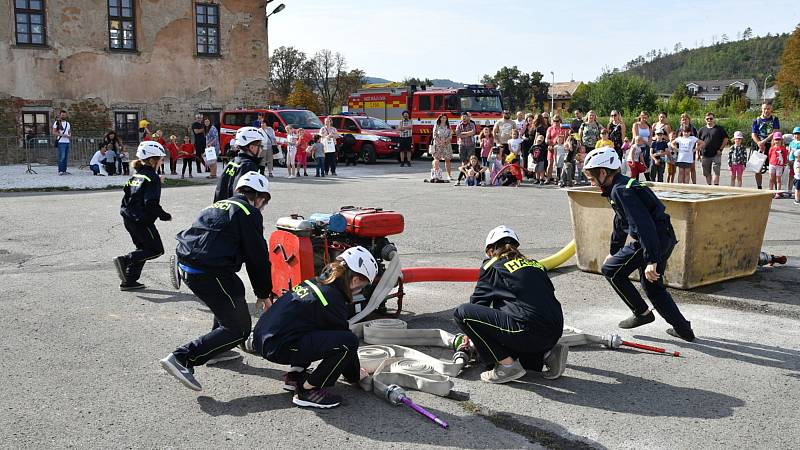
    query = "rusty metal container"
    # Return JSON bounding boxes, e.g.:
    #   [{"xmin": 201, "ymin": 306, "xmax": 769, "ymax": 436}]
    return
[{"xmin": 566, "ymin": 183, "xmax": 774, "ymax": 289}]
